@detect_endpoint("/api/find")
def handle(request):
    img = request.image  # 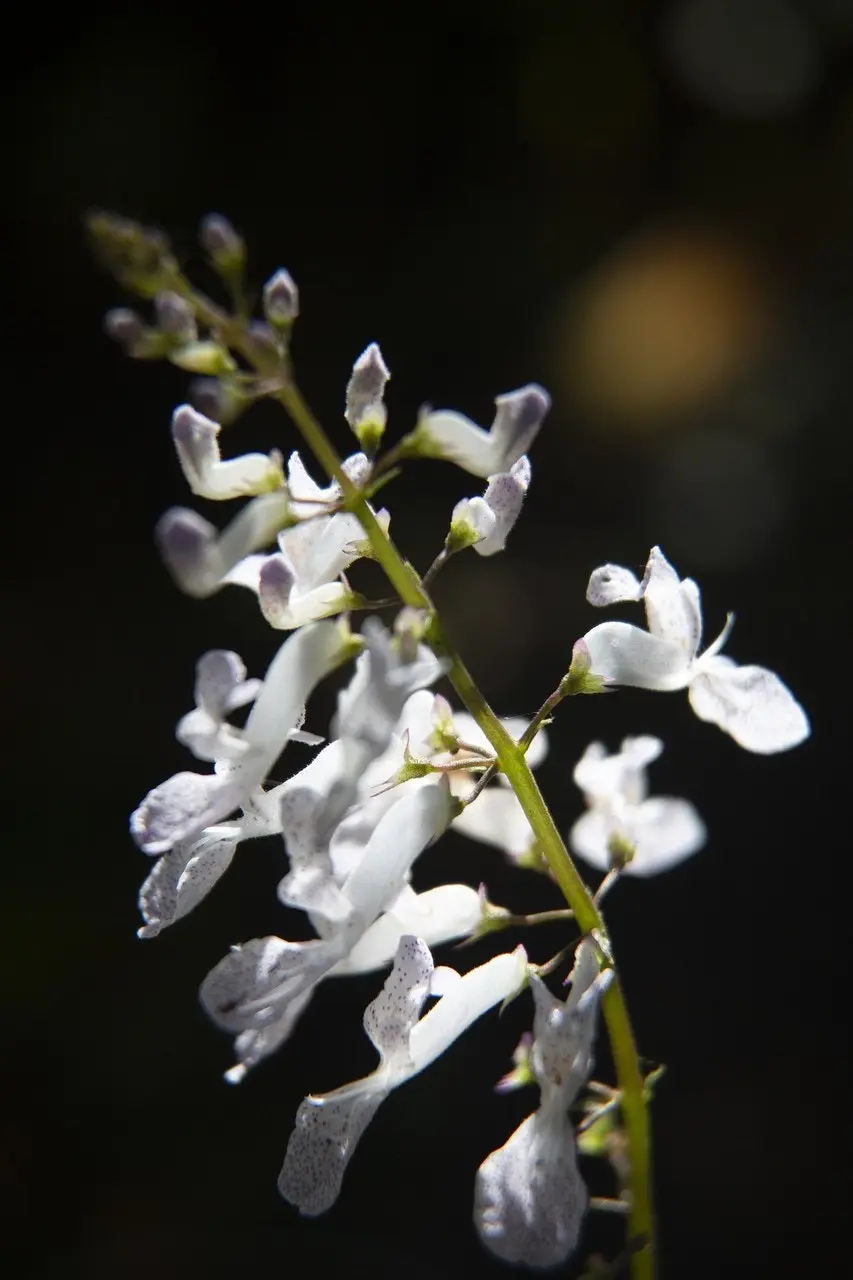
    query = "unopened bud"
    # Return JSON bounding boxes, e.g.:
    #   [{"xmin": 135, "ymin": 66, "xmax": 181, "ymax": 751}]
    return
[
  {"xmin": 104, "ymin": 307, "xmax": 146, "ymax": 348},
  {"xmin": 189, "ymin": 378, "xmax": 247, "ymax": 426},
  {"xmin": 155, "ymin": 290, "xmax": 198, "ymax": 344},
  {"xmin": 199, "ymin": 213, "xmax": 245, "ymax": 270},
  {"xmin": 263, "ymin": 268, "xmax": 299, "ymax": 327},
  {"xmin": 169, "ymin": 341, "xmax": 236, "ymax": 376},
  {"xmin": 86, "ymin": 210, "xmax": 176, "ymax": 297},
  {"xmin": 345, "ymin": 343, "xmax": 389, "ymax": 452}
]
